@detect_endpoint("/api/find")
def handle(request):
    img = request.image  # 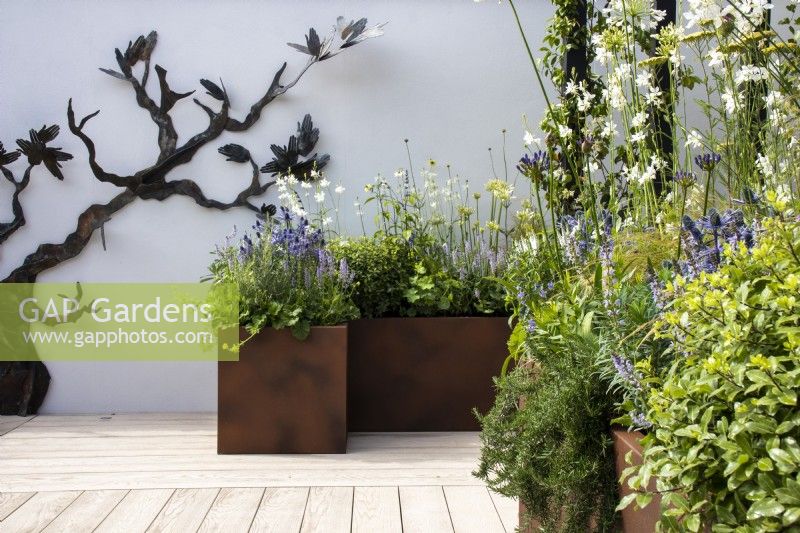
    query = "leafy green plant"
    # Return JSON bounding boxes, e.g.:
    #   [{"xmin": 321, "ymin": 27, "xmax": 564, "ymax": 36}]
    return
[
  {"xmin": 622, "ymin": 214, "xmax": 800, "ymax": 531},
  {"xmin": 329, "ymin": 235, "xmax": 416, "ymax": 318},
  {"xmin": 208, "ymin": 210, "xmax": 358, "ymax": 341},
  {"xmin": 476, "ymin": 277, "xmax": 618, "ymax": 532}
]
